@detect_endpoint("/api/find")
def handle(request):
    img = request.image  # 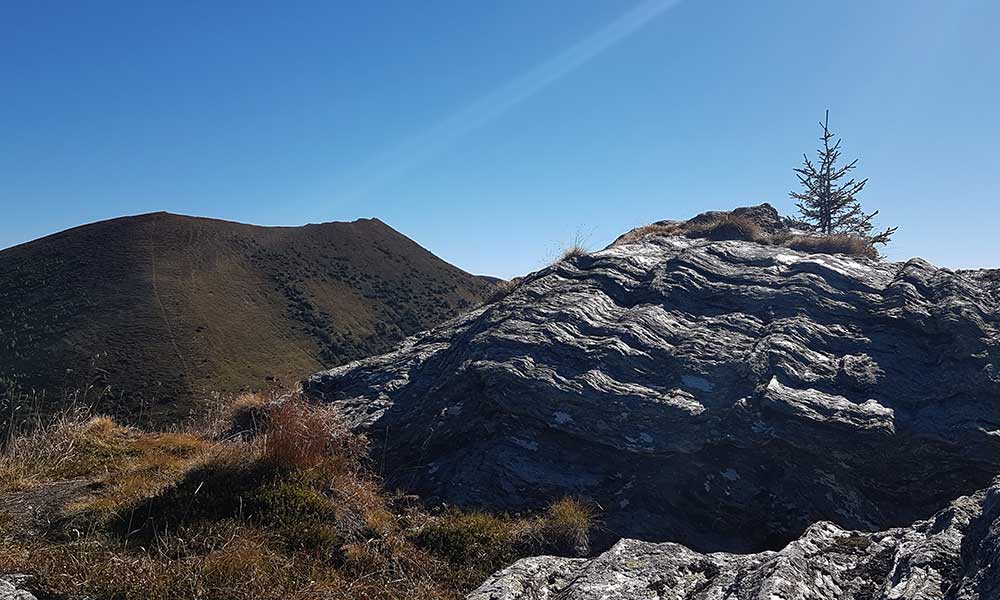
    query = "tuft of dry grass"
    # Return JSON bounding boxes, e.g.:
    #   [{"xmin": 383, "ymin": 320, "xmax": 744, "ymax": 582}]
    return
[
  {"xmin": 535, "ymin": 497, "xmax": 594, "ymax": 556},
  {"xmin": 559, "ymin": 244, "xmax": 587, "ymax": 261},
  {"xmin": 684, "ymin": 214, "xmax": 767, "ymax": 243},
  {"xmin": 782, "ymin": 233, "xmax": 877, "ymax": 258},
  {"xmin": 556, "ymin": 232, "xmax": 590, "ymax": 263},
  {"xmin": 262, "ymin": 395, "xmax": 364, "ymax": 474},
  {"xmin": 612, "ymin": 222, "xmax": 685, "ymax": 246}
]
